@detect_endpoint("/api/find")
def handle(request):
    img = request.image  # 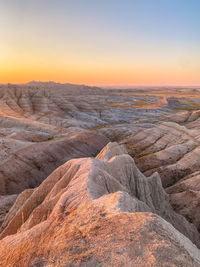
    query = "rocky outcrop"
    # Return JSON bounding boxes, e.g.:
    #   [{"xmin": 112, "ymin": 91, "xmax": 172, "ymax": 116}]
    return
[{"xmin": 0, "ymin": 143, "xmax": 200, "ymax": 266}]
